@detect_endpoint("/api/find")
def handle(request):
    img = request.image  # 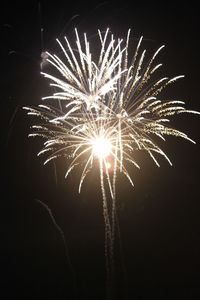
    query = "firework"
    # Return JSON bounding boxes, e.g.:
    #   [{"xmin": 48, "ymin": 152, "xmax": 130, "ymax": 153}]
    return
[{"xmin": 23, "ymin": 28, "xmax": 199, "ymax": 290}]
